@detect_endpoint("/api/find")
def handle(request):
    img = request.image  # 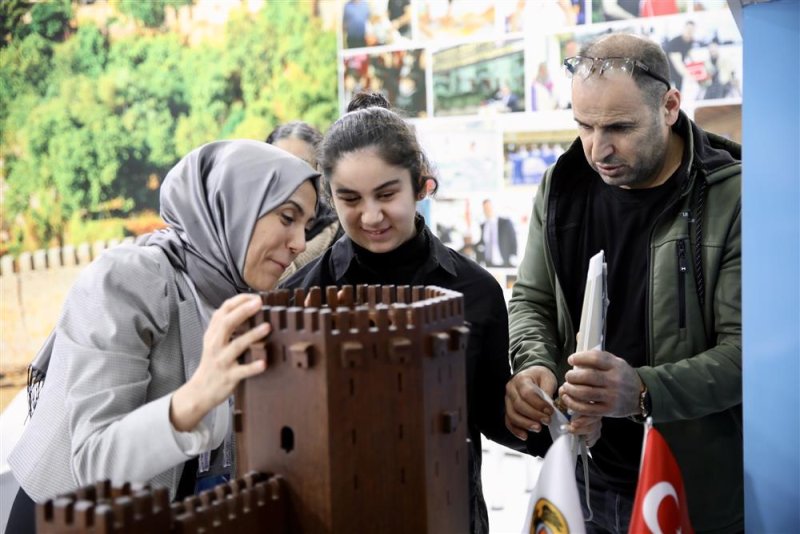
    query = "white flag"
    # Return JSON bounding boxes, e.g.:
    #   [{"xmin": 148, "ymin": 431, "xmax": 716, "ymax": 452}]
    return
[
  {"xmin": 577, "ymin": 250, "xmax": 608, "ymax": 353},
  {"xmin": 522, "ymin": 434, "xmax": 586, "ymax": 534}
]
